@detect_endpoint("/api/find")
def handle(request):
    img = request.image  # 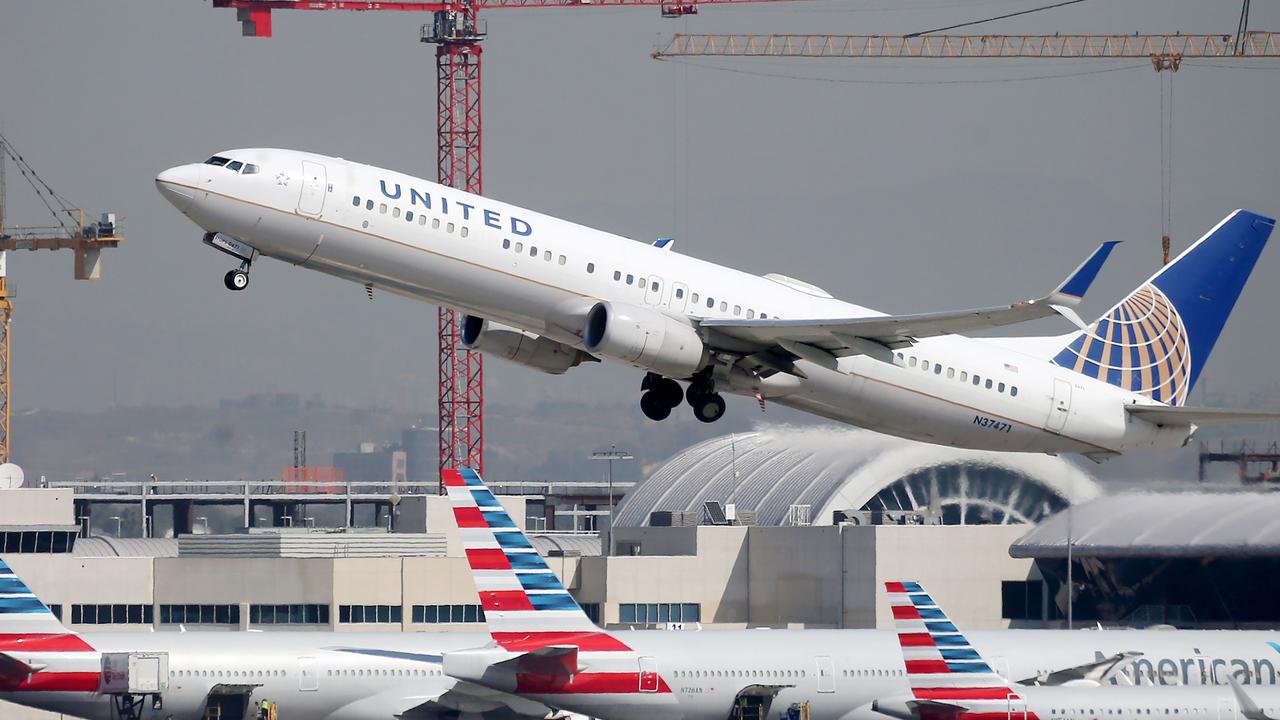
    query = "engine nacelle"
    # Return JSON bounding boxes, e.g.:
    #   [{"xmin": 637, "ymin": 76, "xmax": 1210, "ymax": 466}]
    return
[
  {"xmin": 582, "ymin": 301, "xmax": 706, "ymax": 378},
  {"xmin": 461, "ymin": 316, "xmax": 590, "ymax": 375}
]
